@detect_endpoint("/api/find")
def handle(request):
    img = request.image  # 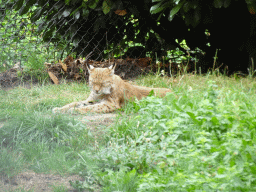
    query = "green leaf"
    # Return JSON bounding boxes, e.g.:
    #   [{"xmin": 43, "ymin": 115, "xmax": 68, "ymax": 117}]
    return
[
  {"xmin": 215, "ymin": 174, "xmax": 226, "ymax": 178},
  {"xmin": 183, "ymin": 2, "xmax": 191, "ymax": 12},
  {"xmin": 148, "ymin": 89, "xmax": 155, "ymax": 97},
  {"xmin": 193, "ymin": 8, "xmax": 201, "ymax": 25},
  {"xmin": 213, "ymin": 0, "xmax": 223, "ymax": 8},
  {"xmin": 247, "ymin": 2, "xmax": 256, "ymax": 14},
  {"xmin": 169, "ymin": 0, "xmax": 185, "ymax": 21},
  {"xmin": 211, "ymin": 116, "xmax": 219, "ymax": 125},
  {"xmin": 186, "ymin": 111, "xmax": 201, "ymax": 125},
  {"xmin": 74, "ymin": 11, "xmax": 80, "ymax": 20},
  {"xmin": 65, "ymin": 0, "xmax": 70, "ymax": 5},
  {"xmin": 88, "ymin": 0, "xmax": 99, "ymax": 9},
  {"xmin": 102, "ymin": 0, "xmax": 112, "ymax": 14},
  {"xmin": 223, "ymin": 0, "xmax": 231, "ymax": 8},
  {"xmin": 173, "ymin": 102, "xmax": 183, "ymax": 112},
  {"xmin": 83, "ymin": 9, "xmax": 90, "ymax": 17},
  {"xmin": 63, "ymin": 9, "xmax": 71, "ymax": 17},
  {"xmin": 150, "ymin": 2, "xmax": 165, "ymax": 14},
  {"xmin": 167, "ymin": 149, "xmax": 175, "ymax": 155},
  {"xmin": 13, "ymin": 37, "xmax": 19, "ymax": 42},
  {"xmin": 73, "ymin": 38, "xmax": 79, "ymax": 47},
  {"xmin": 31, "ymin": 8, "xmax": 43, "ymax": 22},
  {"xmin": 245, "ymin": 0, "xmax": 254, "ymax": 3}
]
